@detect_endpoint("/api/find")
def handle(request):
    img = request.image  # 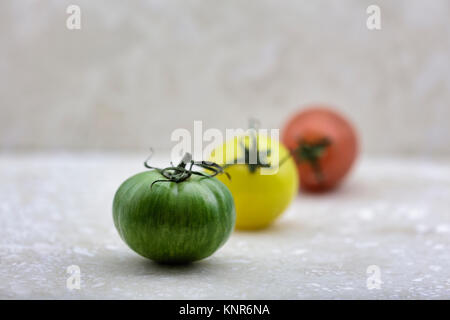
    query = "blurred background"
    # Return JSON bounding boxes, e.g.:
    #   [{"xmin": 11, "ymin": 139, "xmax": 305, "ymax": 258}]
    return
[{"xmin": 1, "ymin": 0, "xmax": 449, "ymax": 156}]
